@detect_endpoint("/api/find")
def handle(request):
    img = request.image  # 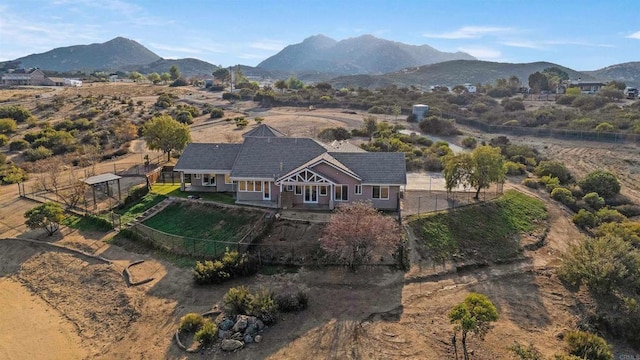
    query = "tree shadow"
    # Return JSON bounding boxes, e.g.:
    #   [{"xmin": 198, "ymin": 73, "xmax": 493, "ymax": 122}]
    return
[{"xmin": 468, "ymin": 262, "xmax": 552, "ymax": 330}]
